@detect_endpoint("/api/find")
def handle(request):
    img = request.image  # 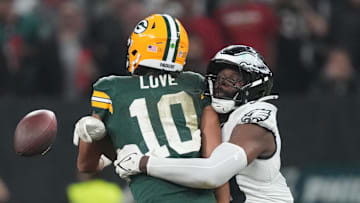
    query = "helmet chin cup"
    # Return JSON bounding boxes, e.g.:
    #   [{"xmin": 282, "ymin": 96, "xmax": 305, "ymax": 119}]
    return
[{"xmin": 211, "ymin": 97, "xmax": 236, "ymax": 114}]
